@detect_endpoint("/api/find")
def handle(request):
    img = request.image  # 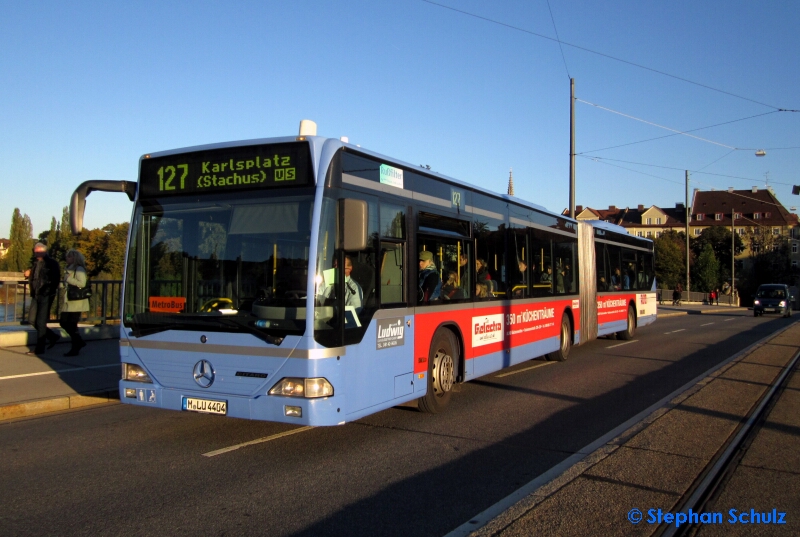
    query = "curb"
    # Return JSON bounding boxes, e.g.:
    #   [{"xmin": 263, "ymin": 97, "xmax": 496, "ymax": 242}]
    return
[
  {"xmin": 0, "ymin": 324, "xmax": 120, "ymax": 348},
  {"xmin": 657, "ymin": 312, "xmax": 688, "ymax": 318},
  {"xmin": 0, "ymin": 389, "xmax": 119, "ymax": 421}
]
